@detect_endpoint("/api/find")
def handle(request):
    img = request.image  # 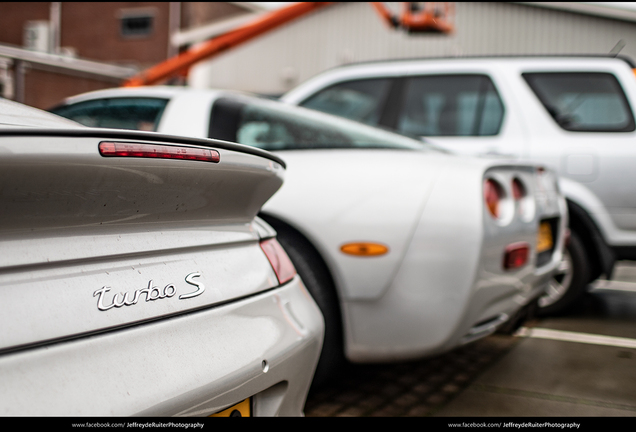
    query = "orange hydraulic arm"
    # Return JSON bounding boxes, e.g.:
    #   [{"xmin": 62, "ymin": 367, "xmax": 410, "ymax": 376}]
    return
[
  {"xmin": 123, "ymin": 2, "xmax": 454, "ymax": 87},
  {"xmin": 372, "ymin": 2, "xmax": 454, "ymax": 33},
  {"xmin": 123, "ymin": 2, "xmax": 333, "ymax": 87}
]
